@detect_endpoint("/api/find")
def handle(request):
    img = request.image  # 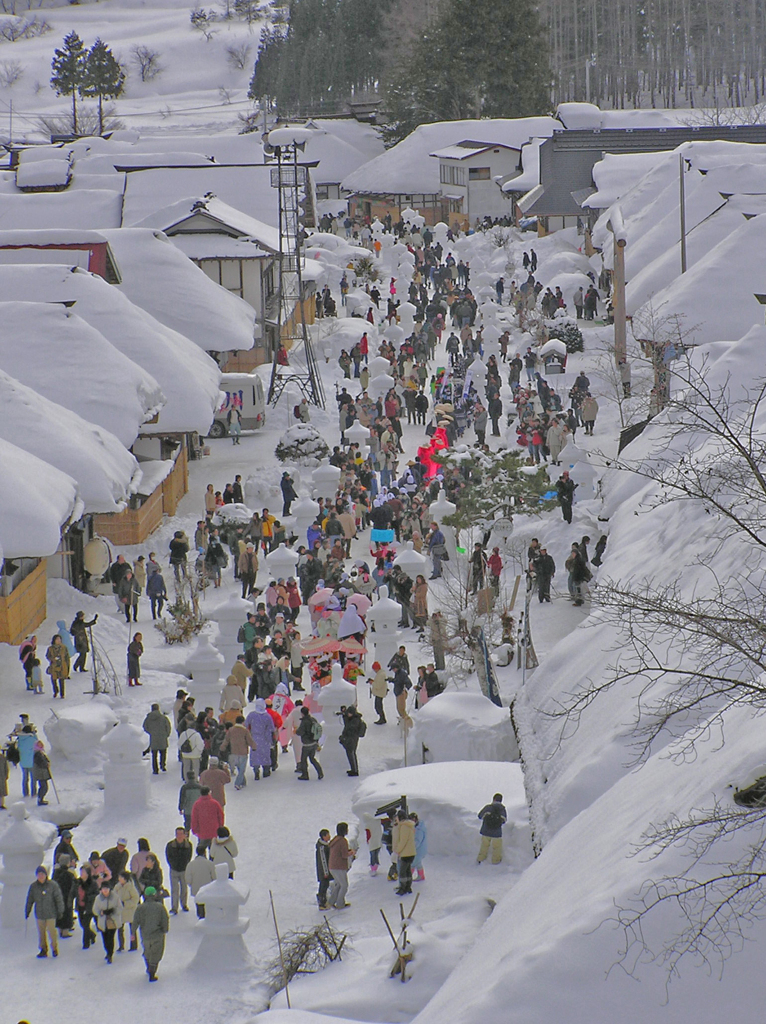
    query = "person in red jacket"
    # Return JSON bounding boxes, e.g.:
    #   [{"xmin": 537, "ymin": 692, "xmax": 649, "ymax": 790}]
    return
[
  {"xmin": 190, "ymin": 787, "xmax": 224, "ymax": 854},
  {"xmin": 487, "ymin": 547, "xmax": 503, "ymax": 594}
]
